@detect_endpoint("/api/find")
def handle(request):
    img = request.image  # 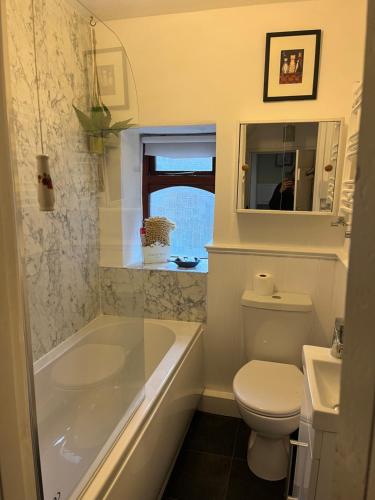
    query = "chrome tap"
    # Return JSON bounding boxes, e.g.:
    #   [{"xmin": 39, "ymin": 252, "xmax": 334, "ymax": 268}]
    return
[
  {"xmin": 331, "ymin": 217, "xmax": 351, "ymax": 238},
  {"xmin": 331, "ymin": 216, "xmax": 346, "ymax": 227},
  {"xmin": 331, "ymin": 318, "xmax": 344, "ymax": 359}
]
